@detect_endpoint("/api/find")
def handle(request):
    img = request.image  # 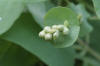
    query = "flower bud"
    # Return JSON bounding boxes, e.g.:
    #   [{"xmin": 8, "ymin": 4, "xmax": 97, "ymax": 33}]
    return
[
  {"xmin": 44, "ymin": 26, "xmax": 51, "ymax": 33},
  {"xmin": 45, "ymin": 33, "xmax": 52, "ymax": 40},
  {"xmin": 63, "ymin": 27, "xmax": 69, "ymax": 35},
  {"xmin": 53, "ymin": 30, "xmax": 59, "ymax": 40},
  {"xmin": 64, "ymin": 20, "xmax": 69, "ymax": 27},
  {"xmin": 39, "ymin": 30, "xmax": 45, "ymax": 38},
  {"xmin": 49, "ymin": 28, "xmax": 56, "ymax": 33},
  {"xmin": 52, "ymin": 25, "xmax": 58, "ymax": 29},
  {"xmin": 57, "ymin": 25, "xmax": 64, "ymax": 31},
  {"xmin": 77, "ymin": 14, "xmax": 82, "ymax": 22}
]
